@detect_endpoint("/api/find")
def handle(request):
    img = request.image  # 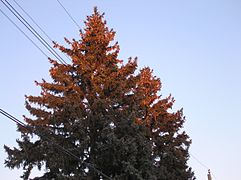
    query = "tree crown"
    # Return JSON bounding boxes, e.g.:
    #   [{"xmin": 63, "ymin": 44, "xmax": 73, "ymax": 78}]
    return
[{"xmin": 4, "ymin": 7, "xmax": 194, "ymax": 180}]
